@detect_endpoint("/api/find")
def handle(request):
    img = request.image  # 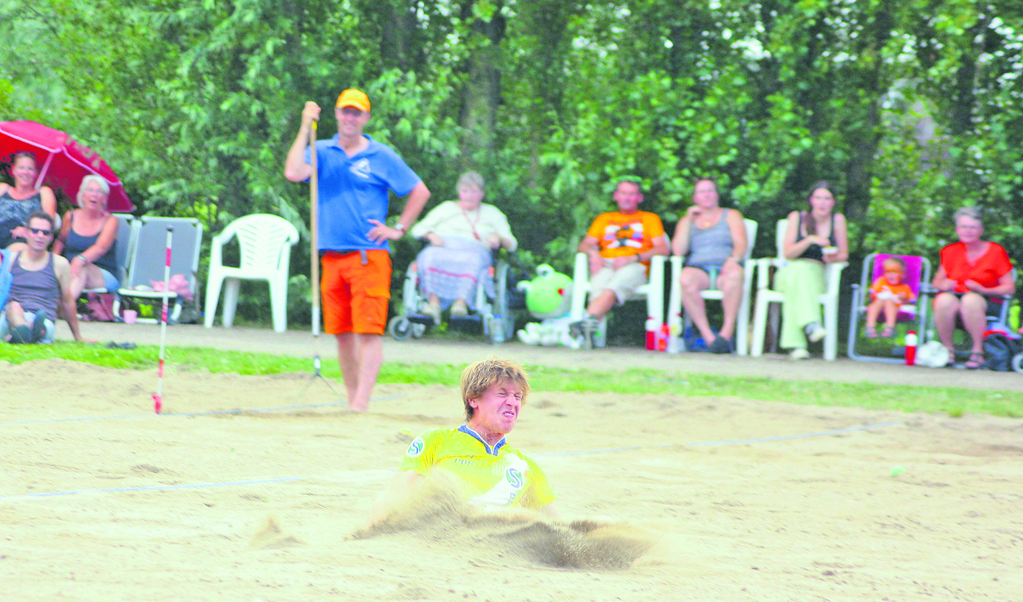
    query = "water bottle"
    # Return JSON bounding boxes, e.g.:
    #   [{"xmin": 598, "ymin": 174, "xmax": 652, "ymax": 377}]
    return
[
  {"xmin": 905, "ymin": 330, "xmax": 917, "ymax": 366},
  {"xmin": 645, "ymin": 318, "xmax": 657, "ymax": 351},
  {"xmin": 666, "ymin": 320, "xmax": 681, "ymax": 353},
  {"xmin": 708, "ymin": 267, "xmax": 719, "ymax": 290}
]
